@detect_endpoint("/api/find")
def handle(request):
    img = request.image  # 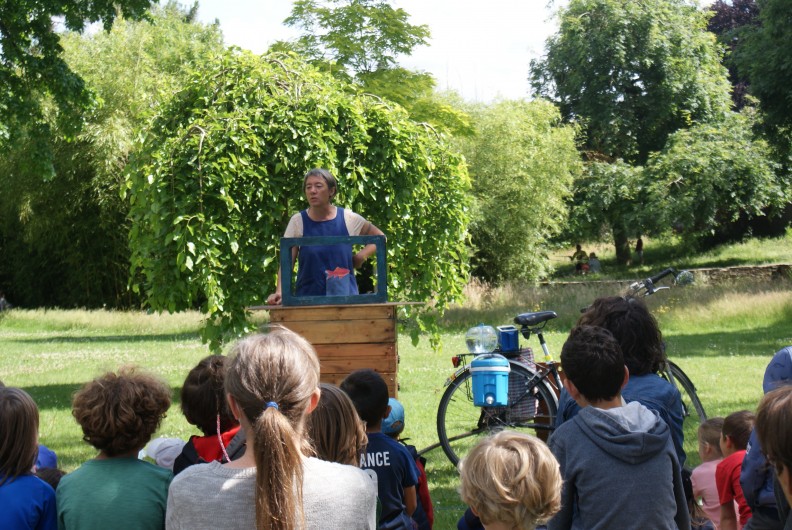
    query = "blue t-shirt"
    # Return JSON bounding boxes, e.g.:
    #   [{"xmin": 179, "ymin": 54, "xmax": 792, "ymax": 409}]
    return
[
  {"xmin": 0, "ymin": 474, "xmax": 57, "ymax": 530},
  {"xmin": 360, "ymin": 432, "xmax": 419, "ymax": 530}
]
